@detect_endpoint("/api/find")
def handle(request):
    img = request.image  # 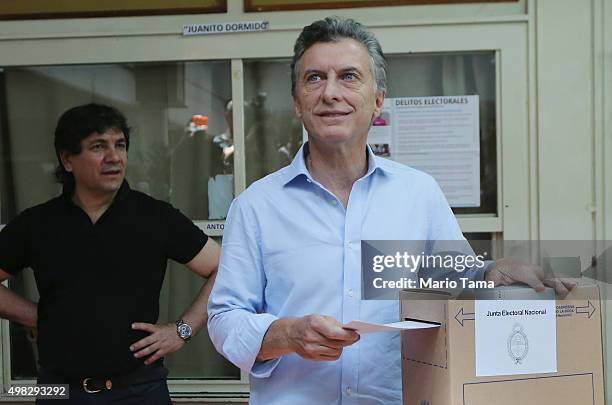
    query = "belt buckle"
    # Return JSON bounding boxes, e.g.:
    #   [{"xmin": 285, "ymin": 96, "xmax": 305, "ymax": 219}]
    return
[{"xmin": 82, "ymin": 377, "xmax": 112, "ymax": 393}]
